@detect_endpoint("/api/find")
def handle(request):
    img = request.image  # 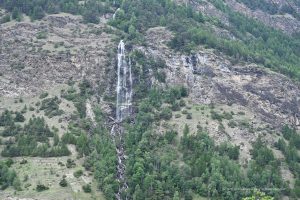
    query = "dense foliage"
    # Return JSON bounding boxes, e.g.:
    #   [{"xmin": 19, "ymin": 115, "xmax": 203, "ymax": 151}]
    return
[
  {"xmin": 236, "ymin": 0, "xmax": 300, "ymax": 19},
  {"xmin": 0, "ymin": 160, "xmax": 20, "ymax": 190},
  {"xmin": 110, "ymin": 0, "xmax": 300, "ymax": 80},
  {"xmin": 40, "ymin": 96, "xmax": 64, "ymax": 118},
  {"xmin": 118, "ymin": 86, "xmax": 289, "ymax": 199},
  {"xmin": 0, "ymin": 0, "xmax": 111, "ymax": 22},
  {"xmin": 0, "ymin": 0, "xmax": 299, "ymax": 199},
  {"xmin": 275, "ymin": 125, "xmax": 300, "ymax": 197},
  {"xmin": 1, "ymin": 115, "xmax": 70, "ymax": 157}
]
